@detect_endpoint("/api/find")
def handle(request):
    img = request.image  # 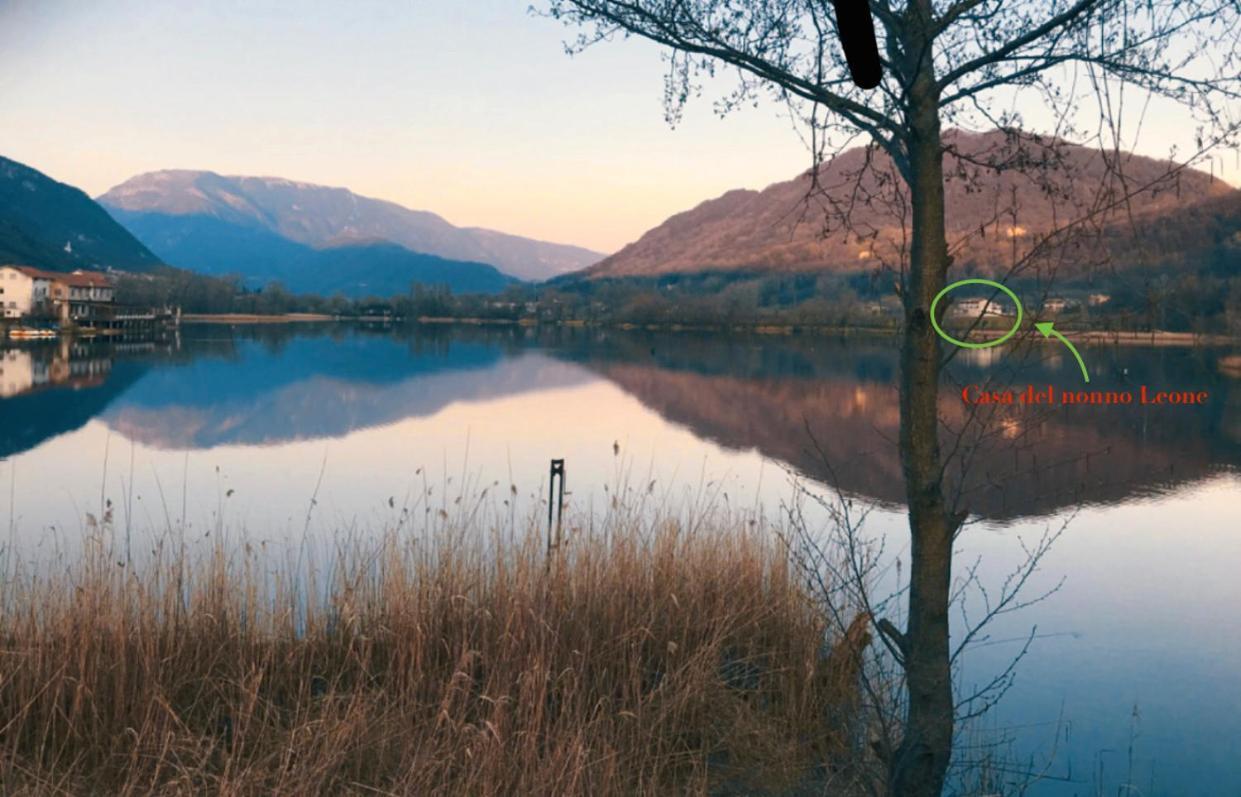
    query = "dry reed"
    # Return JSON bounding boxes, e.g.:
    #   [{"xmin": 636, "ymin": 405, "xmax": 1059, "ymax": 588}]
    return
[{"xmin": 0, "ymin": 509, "xmax": 869, "ymax": 795}]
